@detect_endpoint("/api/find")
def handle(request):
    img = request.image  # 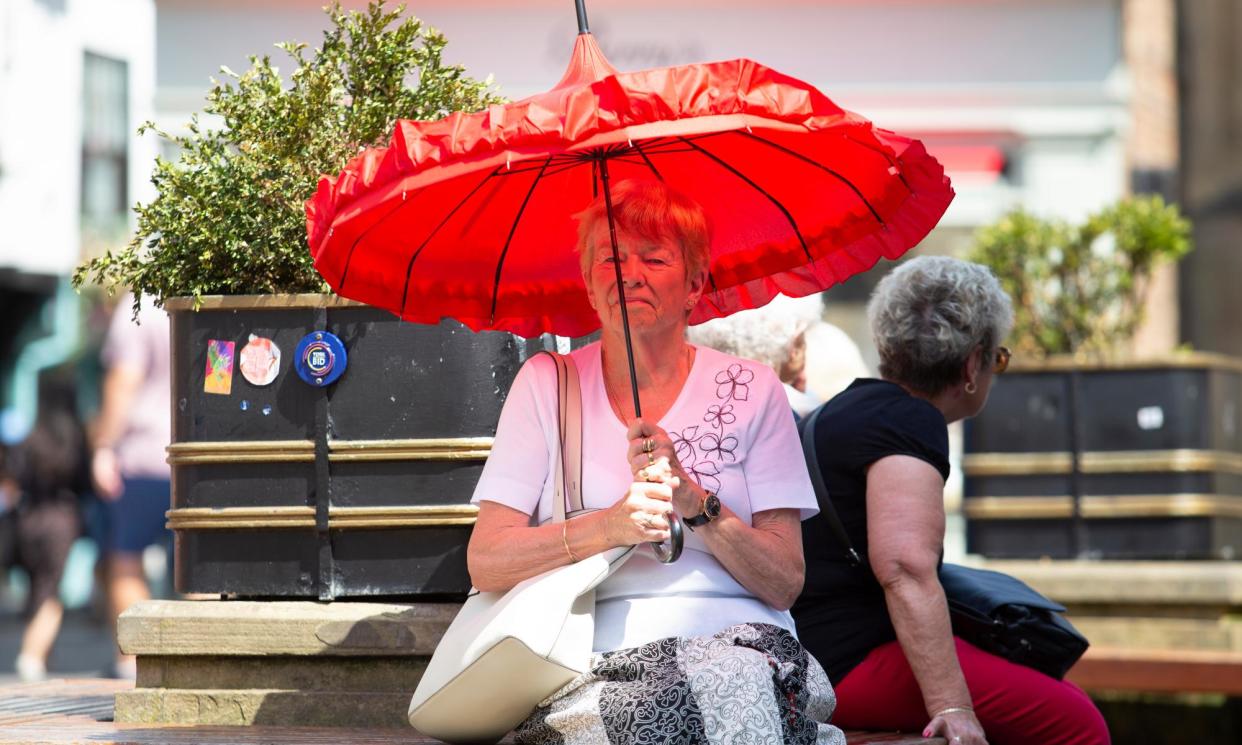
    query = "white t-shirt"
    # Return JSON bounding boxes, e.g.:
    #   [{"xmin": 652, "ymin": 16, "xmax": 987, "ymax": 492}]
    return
[{"xmin": 472, "ymin": 342, "xmax": 819, "ymax": 652}]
